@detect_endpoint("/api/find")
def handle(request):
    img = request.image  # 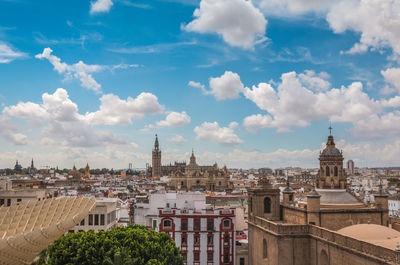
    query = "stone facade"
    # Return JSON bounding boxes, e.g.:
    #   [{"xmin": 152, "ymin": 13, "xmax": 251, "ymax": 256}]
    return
[{"xmin": 248, "ymin": 132, "xmax": 394, "ymax": 265}]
